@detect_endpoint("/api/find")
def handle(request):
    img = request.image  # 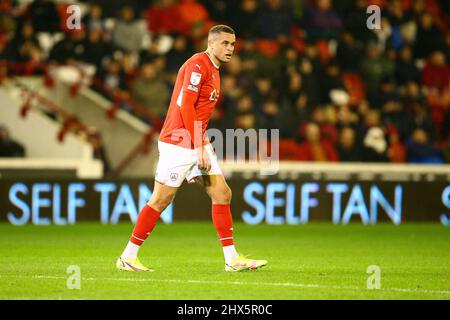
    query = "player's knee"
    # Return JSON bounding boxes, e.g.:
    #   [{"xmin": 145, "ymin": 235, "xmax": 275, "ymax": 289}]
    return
[
  {"xmin": 148, "ymin": 194, "xmax": 173, "ymax": 212},
  {"xmin": 225, "ymin": 187, "xmax": 232, "ymax": 202},
  {"xmin": 212, "ymin": 185, "xmax": 232, "ymax": 204}
]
